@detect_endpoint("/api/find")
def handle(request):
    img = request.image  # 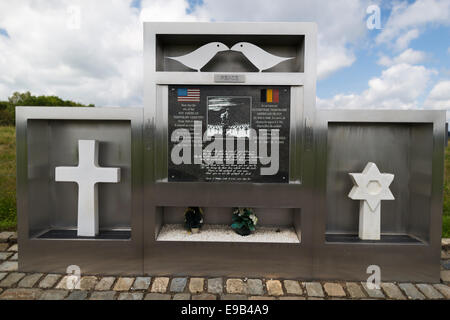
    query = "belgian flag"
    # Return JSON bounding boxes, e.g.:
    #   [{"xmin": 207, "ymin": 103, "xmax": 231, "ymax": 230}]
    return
[{"xmin": 261, "ymin": 89, "xmax": 279, "ymax": 103}]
